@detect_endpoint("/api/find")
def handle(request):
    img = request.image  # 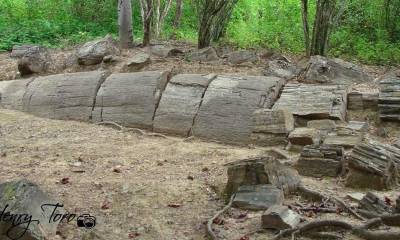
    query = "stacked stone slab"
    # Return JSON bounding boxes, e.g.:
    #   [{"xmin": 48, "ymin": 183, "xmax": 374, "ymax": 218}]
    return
[
  {"xmin": 192, "ymin": 75, "xmax": 284, "ymax": 144},
  {"xmin": 297, "ymin": 144, "xmax": 344, "ymax": 177},
  {"xmin": 22, "ymin": 71, "xmax": 108, "ymax": 121},
  {"xmin": 0, "ymin": 78, "xmax": 33, "ymax": 110},
  {"xmin": 251, "ymin": 109, "xmax": 294, "ymax": 146},
  {"xmin": 273, "ymin": 84, "xmax": 347, "ymax": 121},
  {"xmin": 323, "ymin": 121, "xmax": 367, "ymax": 148},
  {"xmin": 153, "ymin": 74, "xmax": 216, "ymax": 136},
  {"xmin": 346, "ymin": 140, "xmax": 400, "ymax": 190},
  {"xmin": 348, "ymin": 90, "xmax": 379, "ymax": 110},
  {"xmin": 92, "ymin": 71, "xmax": 169, "ymax": 129},
  {"xmin": 379, "ymin": 71, "xmax": 400, "ymax": 121}
]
